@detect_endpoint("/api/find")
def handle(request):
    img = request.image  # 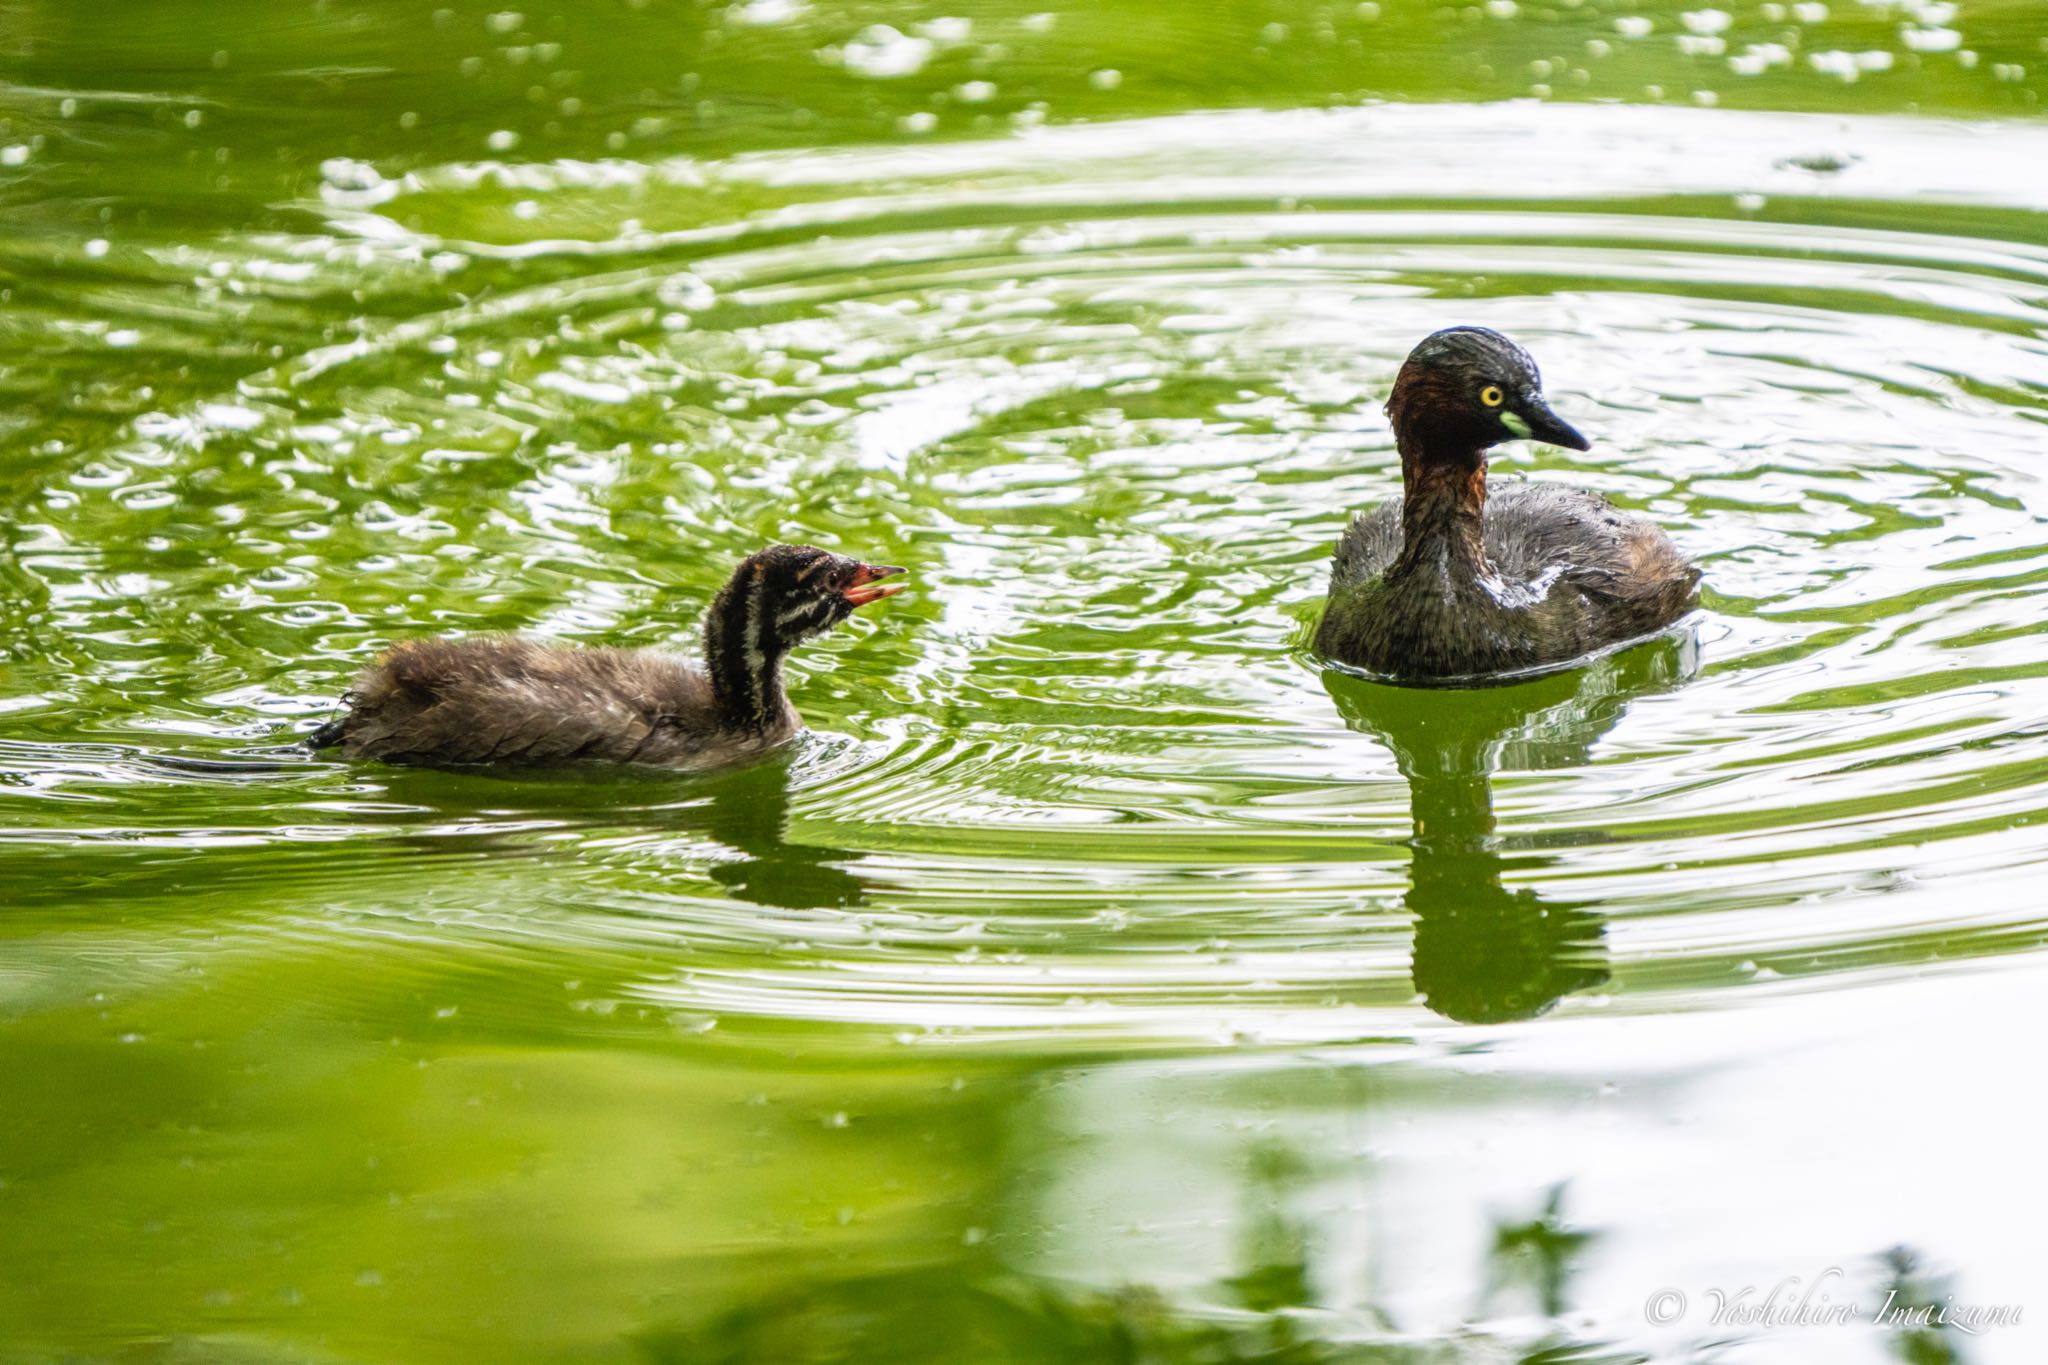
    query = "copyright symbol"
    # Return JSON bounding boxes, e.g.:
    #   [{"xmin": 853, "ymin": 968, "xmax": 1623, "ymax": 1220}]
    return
[{"xmin": 1645, "ymin": 1288, "xmax": 1687, "ymax": 1325}]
